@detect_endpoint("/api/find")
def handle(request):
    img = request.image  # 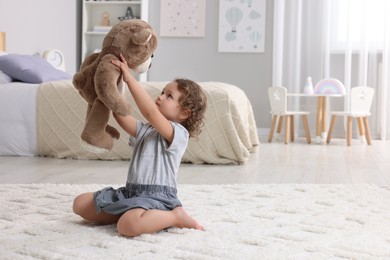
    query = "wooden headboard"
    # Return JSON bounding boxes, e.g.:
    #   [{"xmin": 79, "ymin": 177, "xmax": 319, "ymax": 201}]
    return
[{"xmin": 0, "ymin": 32, "xmax": 6, "ymax": 52}]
